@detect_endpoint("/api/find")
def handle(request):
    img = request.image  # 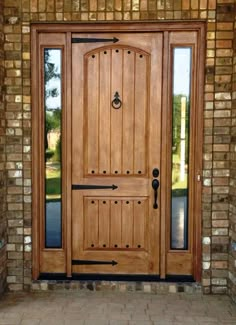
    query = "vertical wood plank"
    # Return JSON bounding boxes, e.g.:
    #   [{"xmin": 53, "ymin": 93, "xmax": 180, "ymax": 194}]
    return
[
  {"xmin": 148, "ymin": 34, "xmax": 162, "ymax": 274},
  {"xmin": 121, "ymin": 200, "xmax": 134, "ymax": 248},
  {"xmin": 160, "ymin": 31, "xmax": 169, "ymax": 279},
  {"xmin": 122, "ymin": 49, "xmax": 135, "ymax": 175},
  {"xmin": 72, "ymin": 43, "xmax": 87, "ymax": 181},
  {"xmin": 87, "ymin": 54, "xmax": 99, "ymax": 174},
  {"xmin": 134, "ymin": 54, "xmax": 148, "ymax": 175},
  {"xmin": 99, "ymin": 50, "xmax": 111, "ymax": 175},
  {"xmin": 66, "ymin": 32, "xmax": 72, "ymax": 277},
  {"xmin": 133, "ymin": 199, "xmax": 146, "ymax": 249},
  {"xmin": 110, "ymin": 199, "xmax": 122, "ymax": 248},
  {"xmin": 98, "ymin": 199, "xmax": 110, "ymax": 248},
  {"xmin": 111, "ymin": 49, "xmax": 123, "ymax": 175},
  {"xmin": 84, "ymin": 198, "xmax": 99, "ymax": 249}
]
